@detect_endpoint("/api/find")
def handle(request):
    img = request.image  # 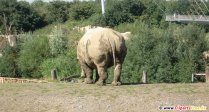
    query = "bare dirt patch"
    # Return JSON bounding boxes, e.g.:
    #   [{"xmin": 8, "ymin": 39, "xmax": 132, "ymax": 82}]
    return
[{"xmin": 0, "ymin": 83, "xmax": 209, "ymax": 112}]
